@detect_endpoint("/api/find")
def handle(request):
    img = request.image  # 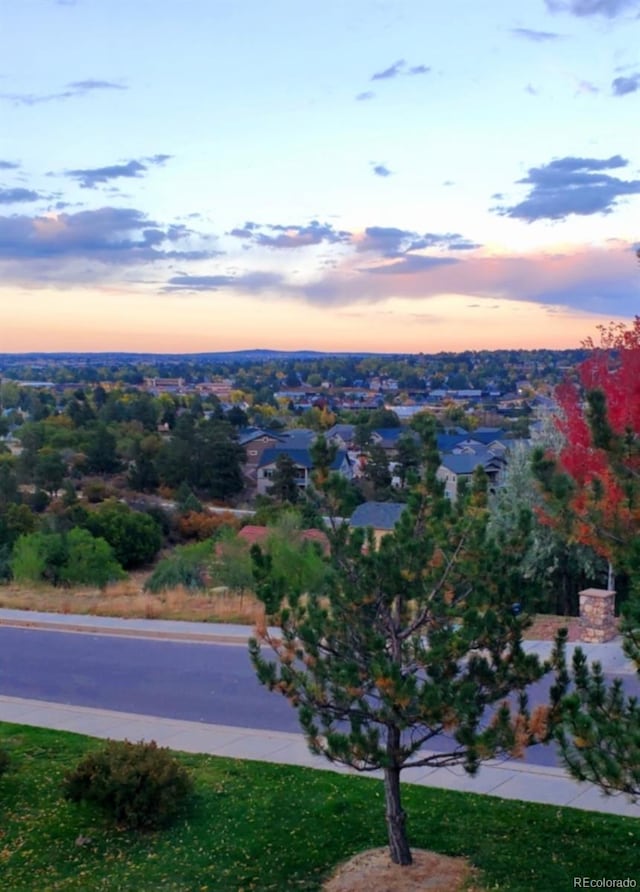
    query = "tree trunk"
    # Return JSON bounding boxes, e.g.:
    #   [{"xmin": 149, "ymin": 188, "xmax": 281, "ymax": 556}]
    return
[{"xmin": 383, "ymin": 729, "xmax": 412, "ymax": 865}]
